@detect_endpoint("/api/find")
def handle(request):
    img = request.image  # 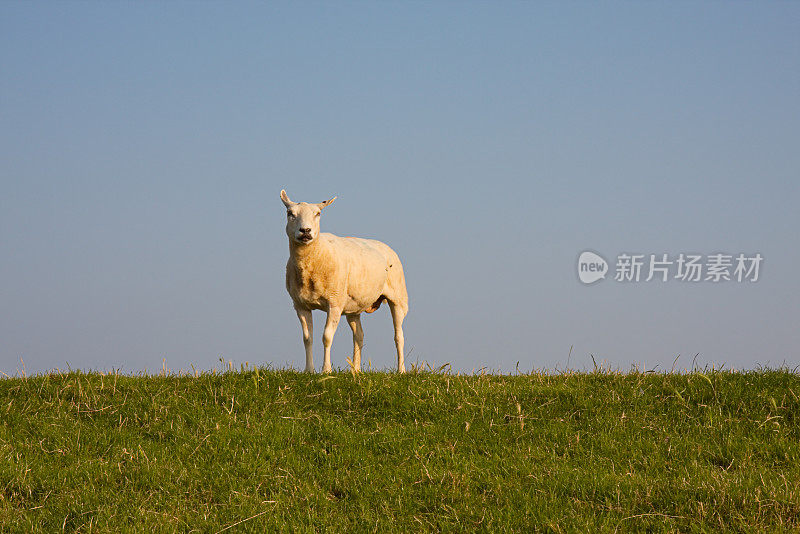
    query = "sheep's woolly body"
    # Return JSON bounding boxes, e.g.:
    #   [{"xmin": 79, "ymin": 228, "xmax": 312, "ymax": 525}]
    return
[
  {"xmin": 281, "ymin": 190, "xmax": 408, "ymax": 373},
  {"xmin": 286, "ymin": 234, "xmax": 405, "ymax": 315}
]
